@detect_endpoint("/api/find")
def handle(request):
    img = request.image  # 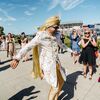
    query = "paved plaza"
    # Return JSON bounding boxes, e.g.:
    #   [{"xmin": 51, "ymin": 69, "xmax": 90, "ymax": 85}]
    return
[{"xmin": 0, "ymin": 48, "xmax": 100, "ymax": 100}]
